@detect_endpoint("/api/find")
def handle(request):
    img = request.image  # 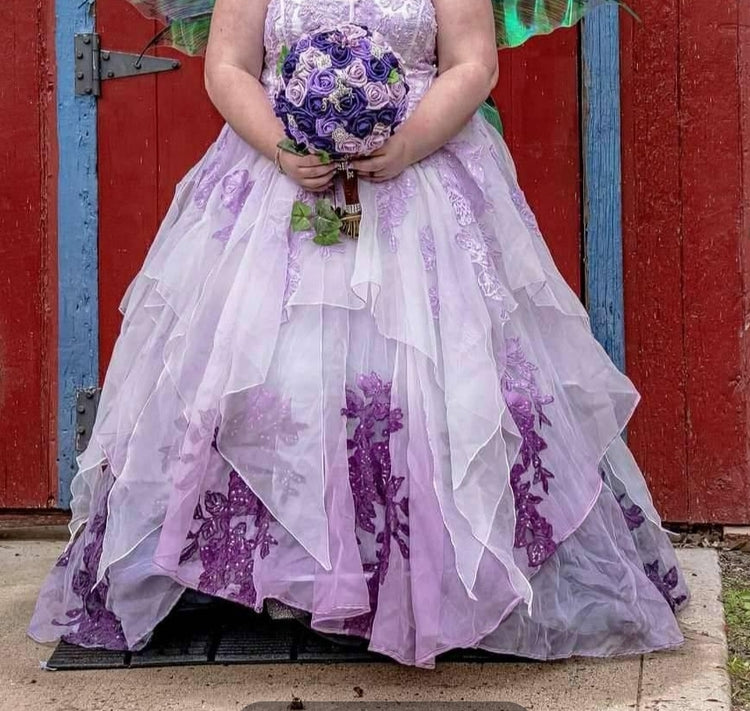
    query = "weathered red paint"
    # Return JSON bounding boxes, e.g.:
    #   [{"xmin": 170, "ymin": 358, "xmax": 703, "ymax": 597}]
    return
[
  {"xmin": 621, "ymin": 0, "xmax": 750, "ymax": 523},
  {"xmin": 97, "ymin": 3, "xmax": 223, "ymax": 371},
  {"xmin": 0, "ymin": 0, "xmax": 58, "ymax": 508},
  {"xmin": 492, "ymin": 31, "xmax": 582, "ymax": 292}
]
